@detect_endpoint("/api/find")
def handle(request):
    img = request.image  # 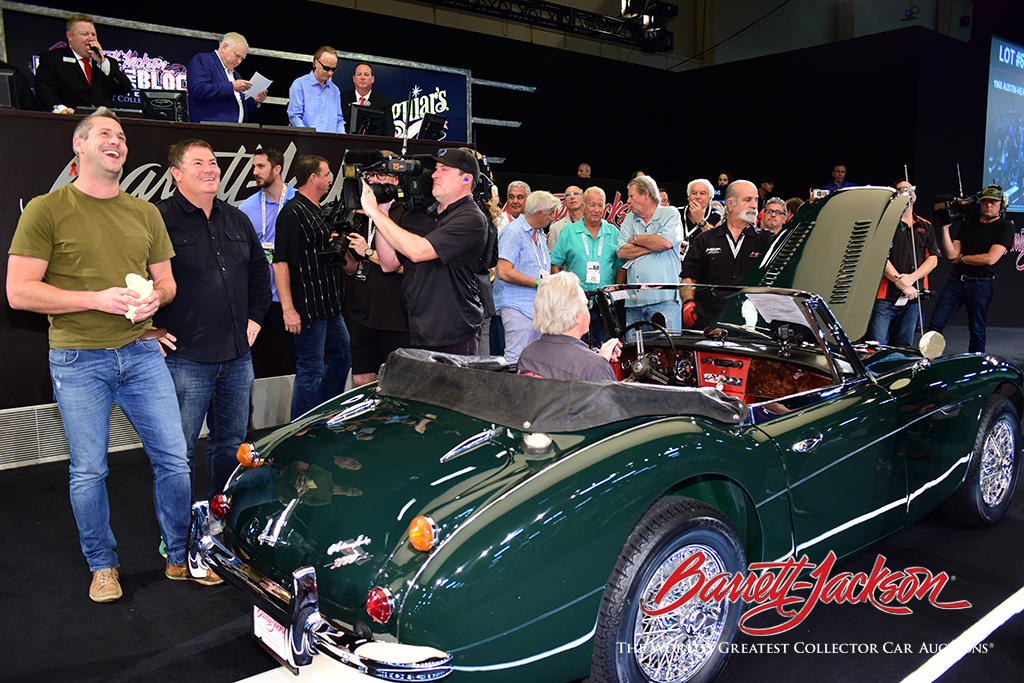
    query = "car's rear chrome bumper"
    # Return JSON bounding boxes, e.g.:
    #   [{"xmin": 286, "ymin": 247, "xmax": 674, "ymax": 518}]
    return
[{"xmin": 188, "ymin": 501, "xmax": 452, "ymax": 680}]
